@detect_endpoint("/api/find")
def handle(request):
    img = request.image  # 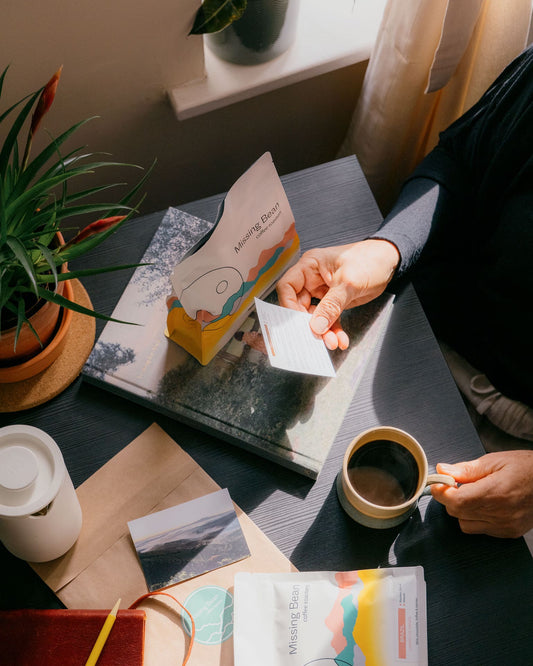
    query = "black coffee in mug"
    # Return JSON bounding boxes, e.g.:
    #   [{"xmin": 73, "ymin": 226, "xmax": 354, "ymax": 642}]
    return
[{"xmin": 346, "ymin": 439, "xmax": 420, "ymax": 507}]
